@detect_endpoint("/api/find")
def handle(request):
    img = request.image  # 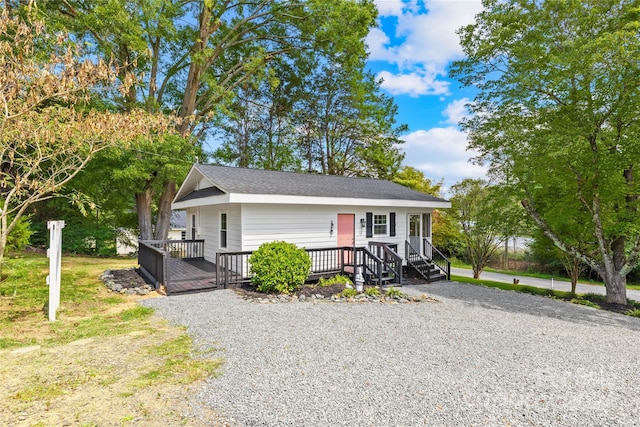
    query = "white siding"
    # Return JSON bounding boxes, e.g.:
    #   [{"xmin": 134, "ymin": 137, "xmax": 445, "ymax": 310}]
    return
[
  {"xmin": 197, "ymin": 176, "xmax": 213, "ymax": 189},
  {"xmin": 192, "ymin": 205, "xmax": 242, "ymax": 262},
  {"xmin": 239, "ymin": 205, "xmax": 433, "ymax": 259},
  {"xmin": 190, "ymin": 203, "xmax": 435, "ymax": 262}
]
